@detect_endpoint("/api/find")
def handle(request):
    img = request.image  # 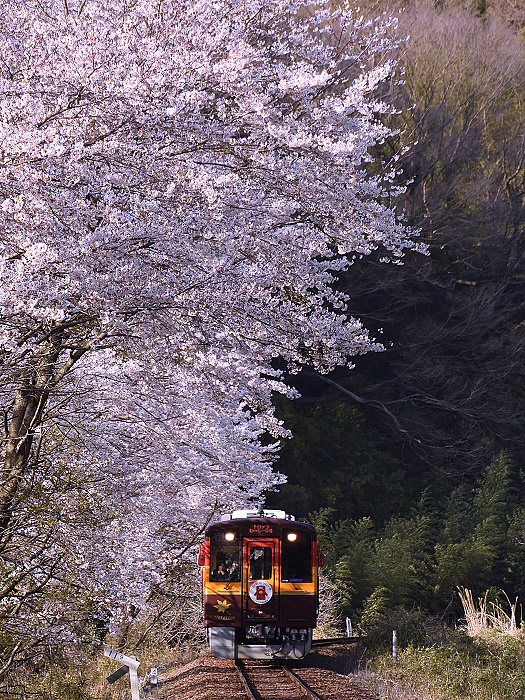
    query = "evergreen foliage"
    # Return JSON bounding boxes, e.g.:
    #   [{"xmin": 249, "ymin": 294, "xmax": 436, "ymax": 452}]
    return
[{"xmin": 275, "ymin": 452, "xmax": 525, "ymax": 629}]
